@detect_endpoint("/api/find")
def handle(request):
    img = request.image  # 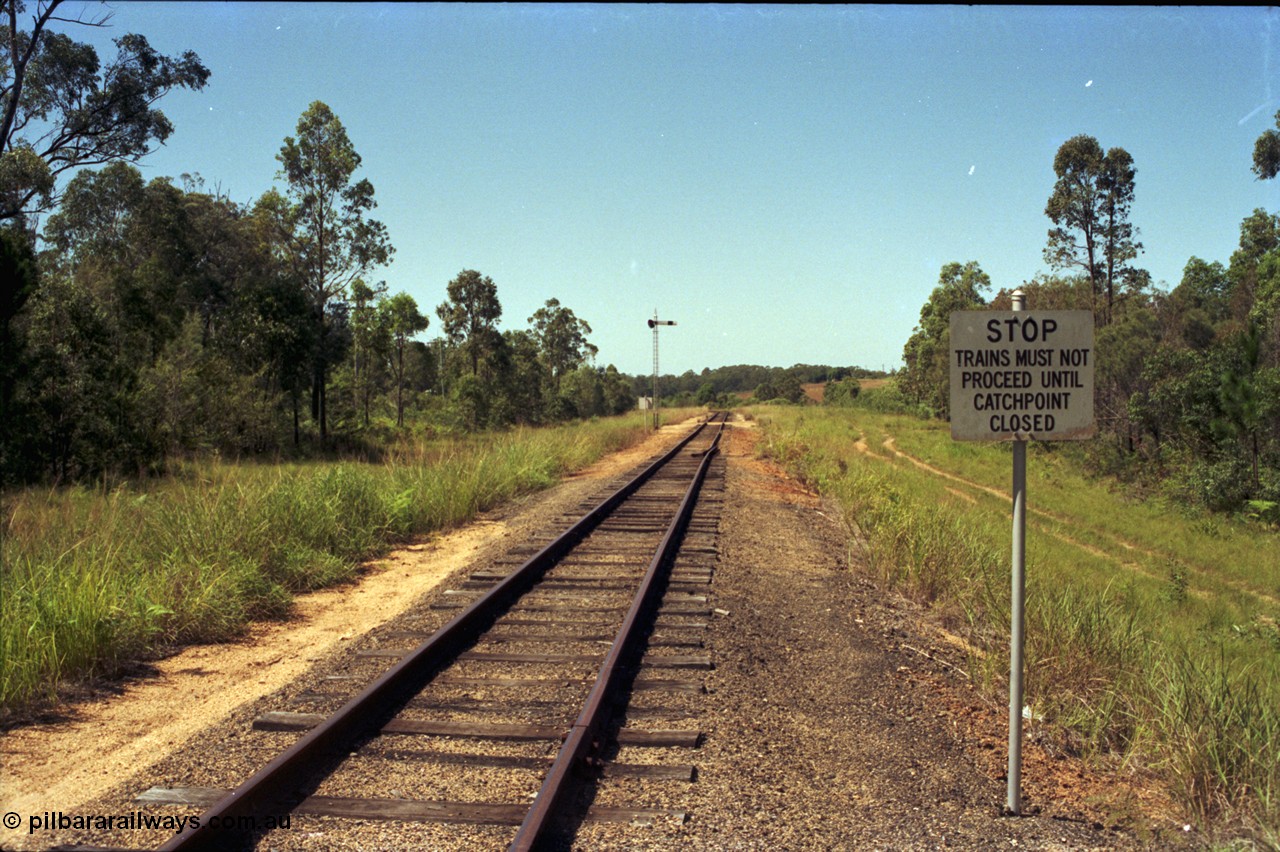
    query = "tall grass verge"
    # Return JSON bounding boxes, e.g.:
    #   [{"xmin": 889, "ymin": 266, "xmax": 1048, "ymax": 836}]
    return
[
  {"xmin": 1151, "ymin": 649, "xmax": 1279, "ymax": 827},
  {"xmin": 751, "ymin": 406, "xmax": 1280, "ymax": 840},
  {"xmin": 1, "ymin": 414, "xmax": 654, "ymax": 716}
]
